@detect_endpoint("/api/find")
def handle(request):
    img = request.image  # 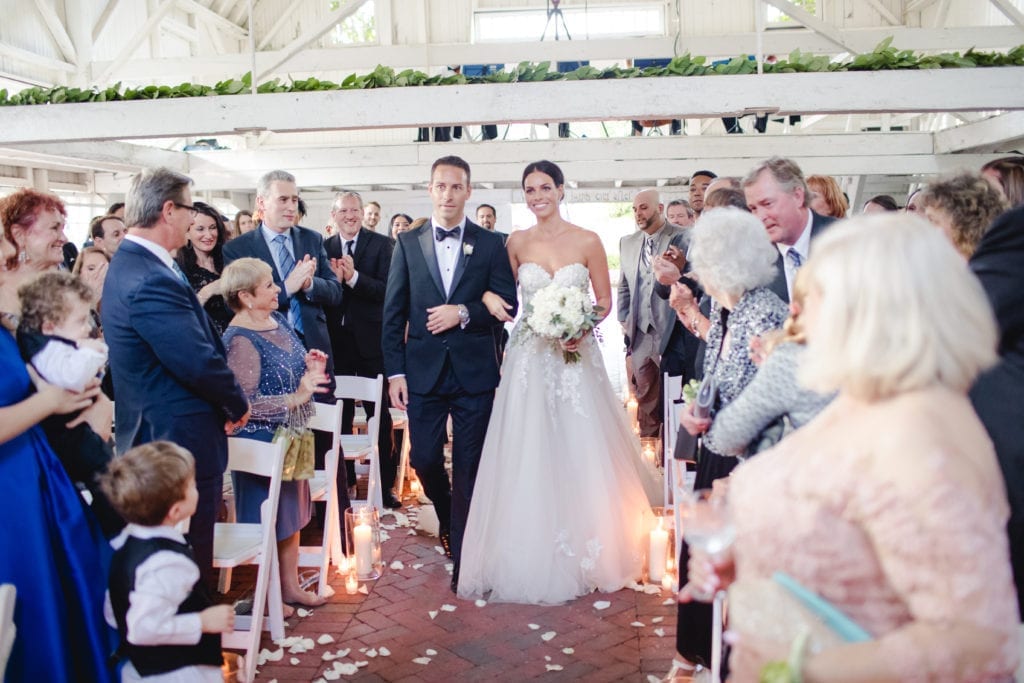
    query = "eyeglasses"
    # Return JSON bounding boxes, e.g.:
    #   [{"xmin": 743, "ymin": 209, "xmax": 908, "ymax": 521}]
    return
[{"xmin": 173, "ymin": 202, "xmax": 198, "ymax": 218}]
